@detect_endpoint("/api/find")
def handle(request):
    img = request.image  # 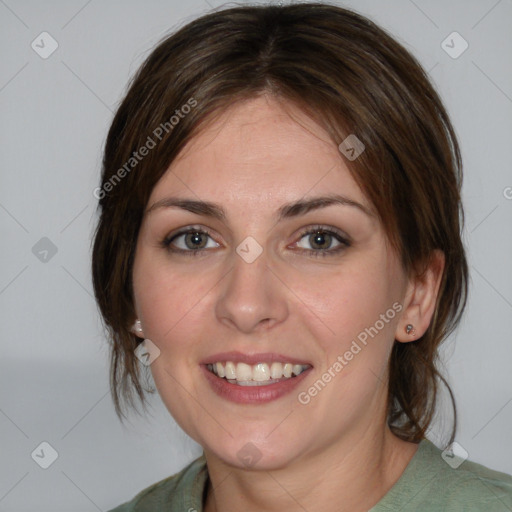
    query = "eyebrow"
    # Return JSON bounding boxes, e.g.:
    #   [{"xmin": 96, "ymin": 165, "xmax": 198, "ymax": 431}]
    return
[{"xmin": 146, "ymin": 194, "xmax": 374, "ymax": 220}]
